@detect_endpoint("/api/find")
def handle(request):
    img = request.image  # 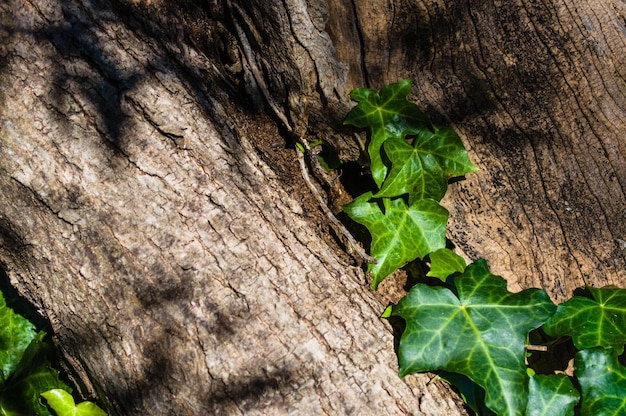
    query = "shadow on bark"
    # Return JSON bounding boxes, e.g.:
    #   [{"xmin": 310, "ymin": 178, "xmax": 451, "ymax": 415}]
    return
[
  {"xmin": 108, "ymin": 331, "xmax": 296, "ymax": 413},
  {"xmin": 0, "ymin": 0, "xmax": 248, "ymax": 153},
  {"xmin": 2, "ymin": 256, "xmax": 296, "ymax": 413},
  {"xmin": 0, "ymin": 2, "xmax": 305, "ymax": 411},
  {"xmin": 0, "ymin": 266, "xmax": 49, "ymax": 331},
  {"xmin": 377, "ymin": 0, "xmax": 567, "ymax": 145}
]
